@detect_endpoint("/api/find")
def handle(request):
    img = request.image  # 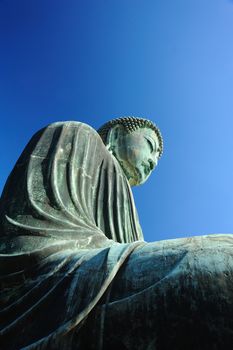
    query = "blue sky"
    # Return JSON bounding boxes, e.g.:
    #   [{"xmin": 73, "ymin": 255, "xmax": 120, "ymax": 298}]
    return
[{"xmin": 1, "ymin": 0, "xmax": 233, "ymax": 242}]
